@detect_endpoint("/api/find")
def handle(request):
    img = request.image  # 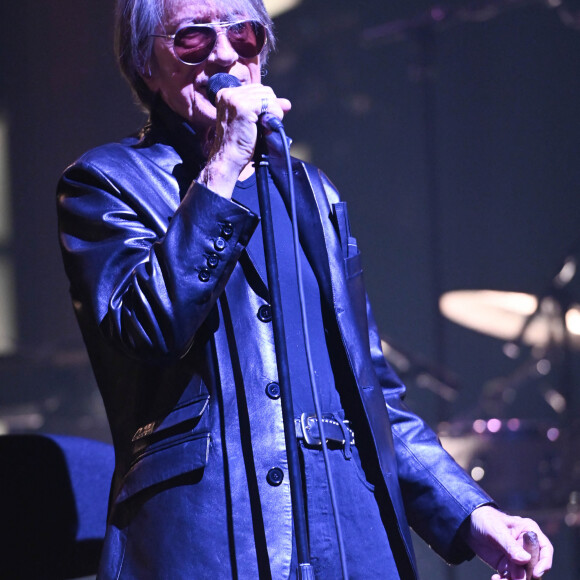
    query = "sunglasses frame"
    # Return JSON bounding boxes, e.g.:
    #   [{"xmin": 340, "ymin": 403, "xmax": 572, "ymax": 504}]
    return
[{"xmin": 150, "ymin": 19, "xmax": 267, "ymax": 66}]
